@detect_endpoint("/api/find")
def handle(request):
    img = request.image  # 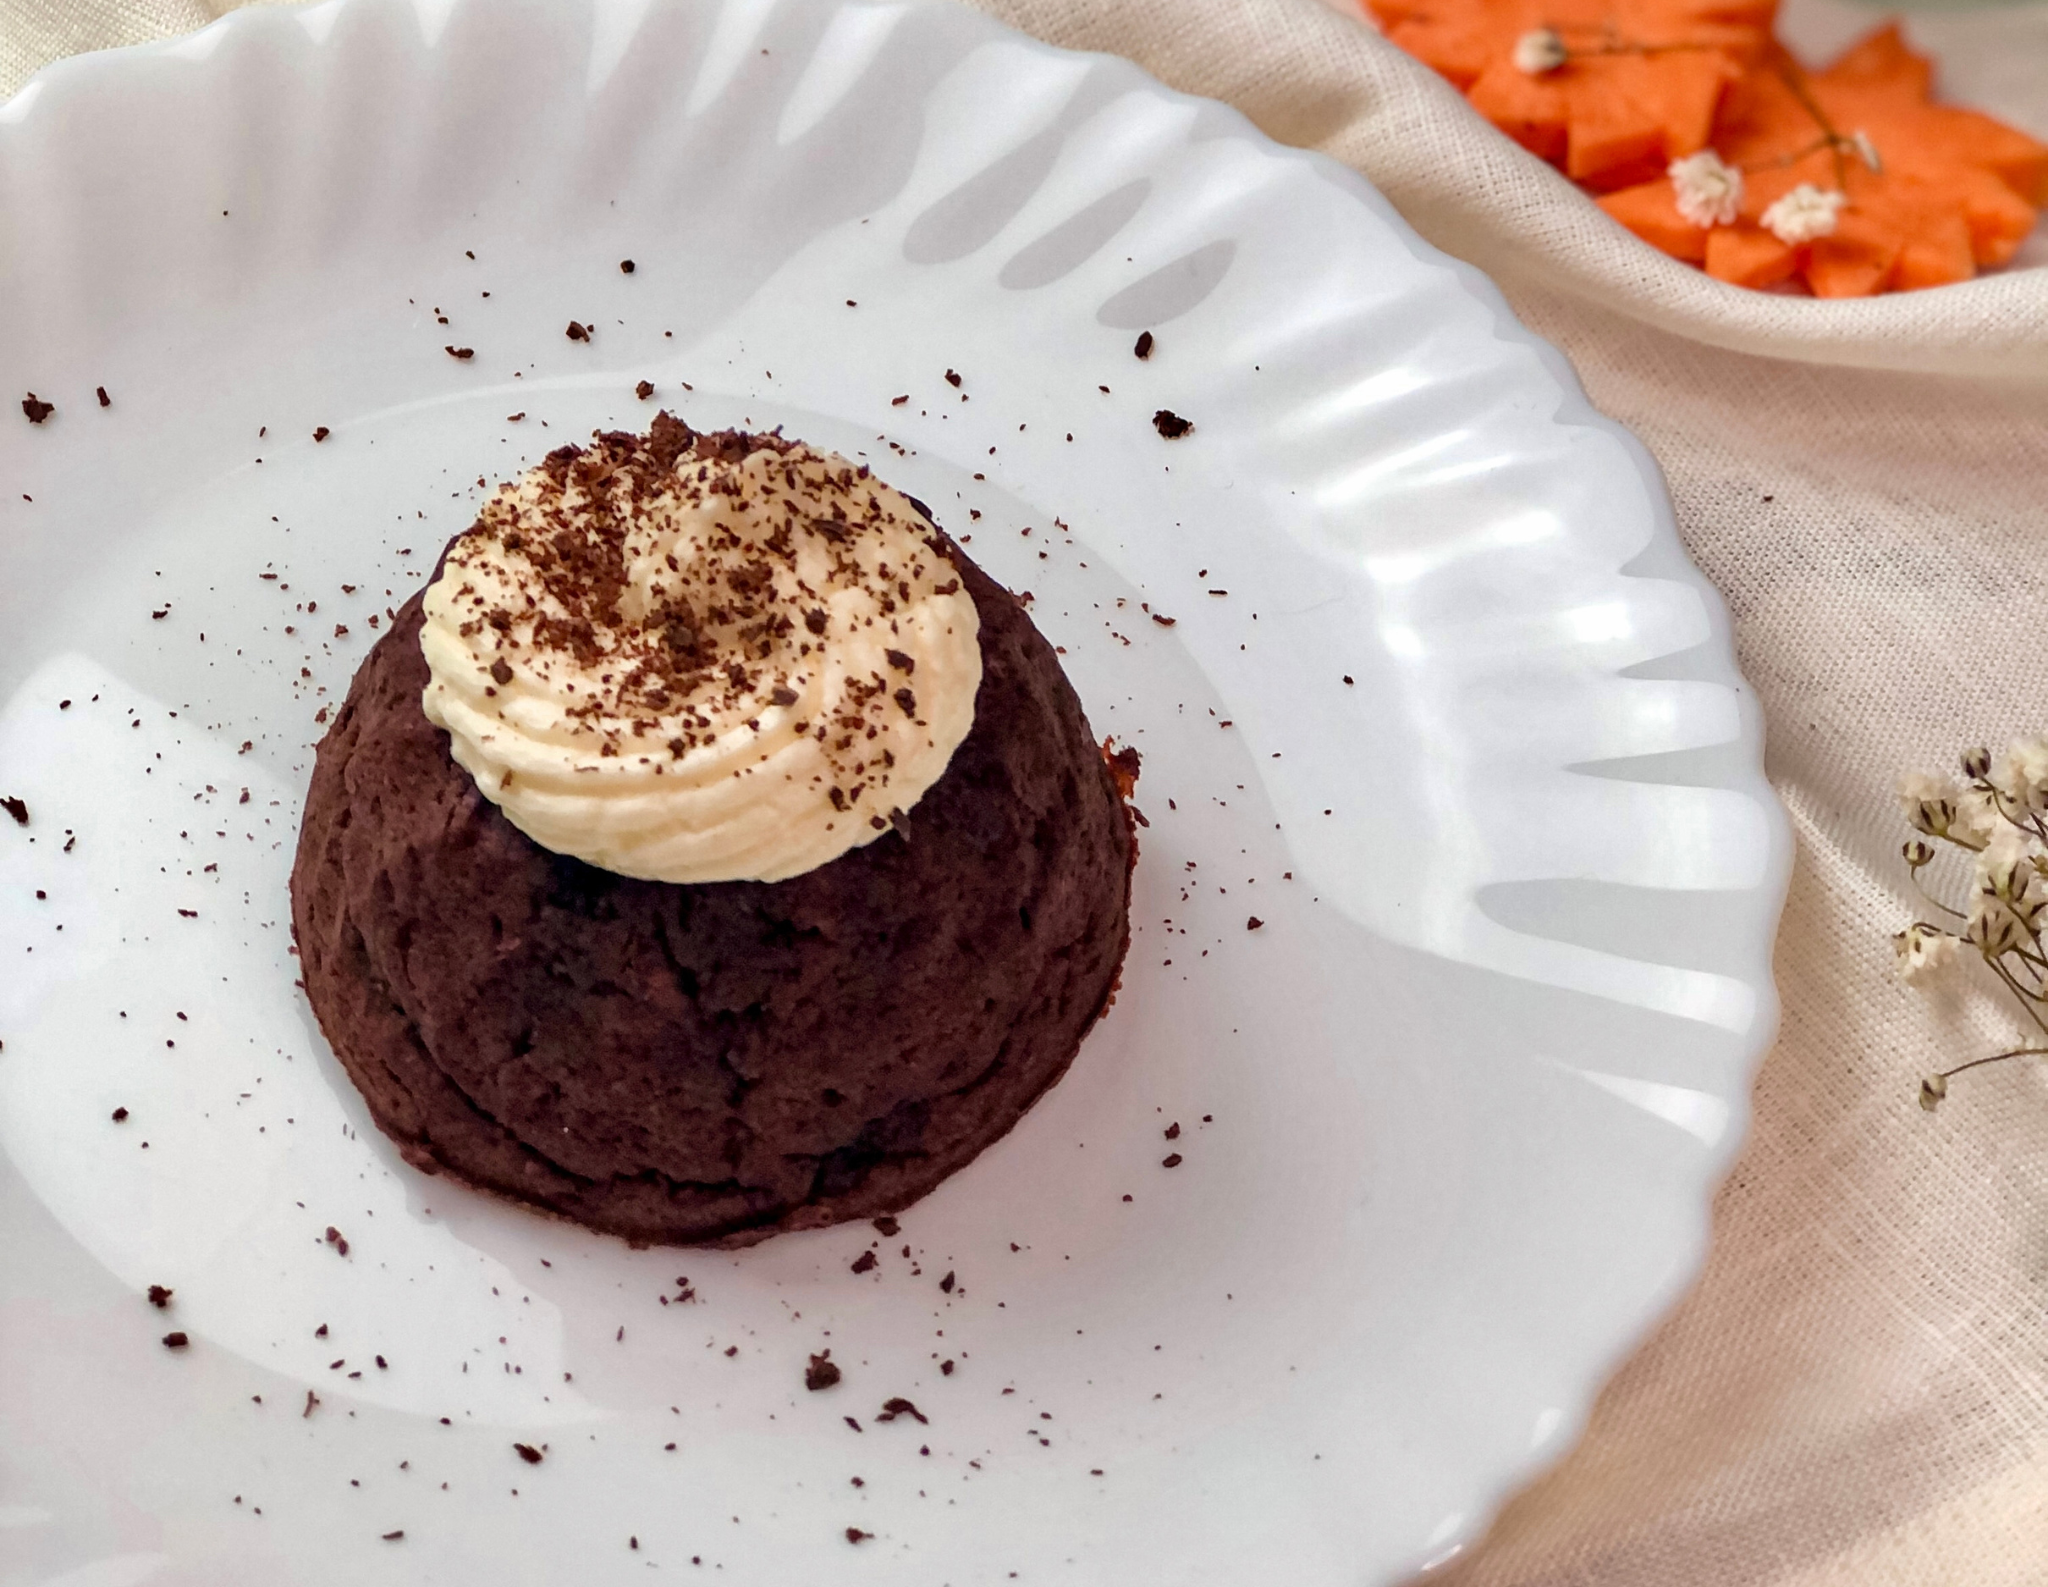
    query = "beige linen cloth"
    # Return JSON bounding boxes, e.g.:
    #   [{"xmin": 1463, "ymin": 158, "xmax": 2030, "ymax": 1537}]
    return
[{"xmin": 6, "ymin": 0, "xmax": 2048, "ymax": 1581}]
